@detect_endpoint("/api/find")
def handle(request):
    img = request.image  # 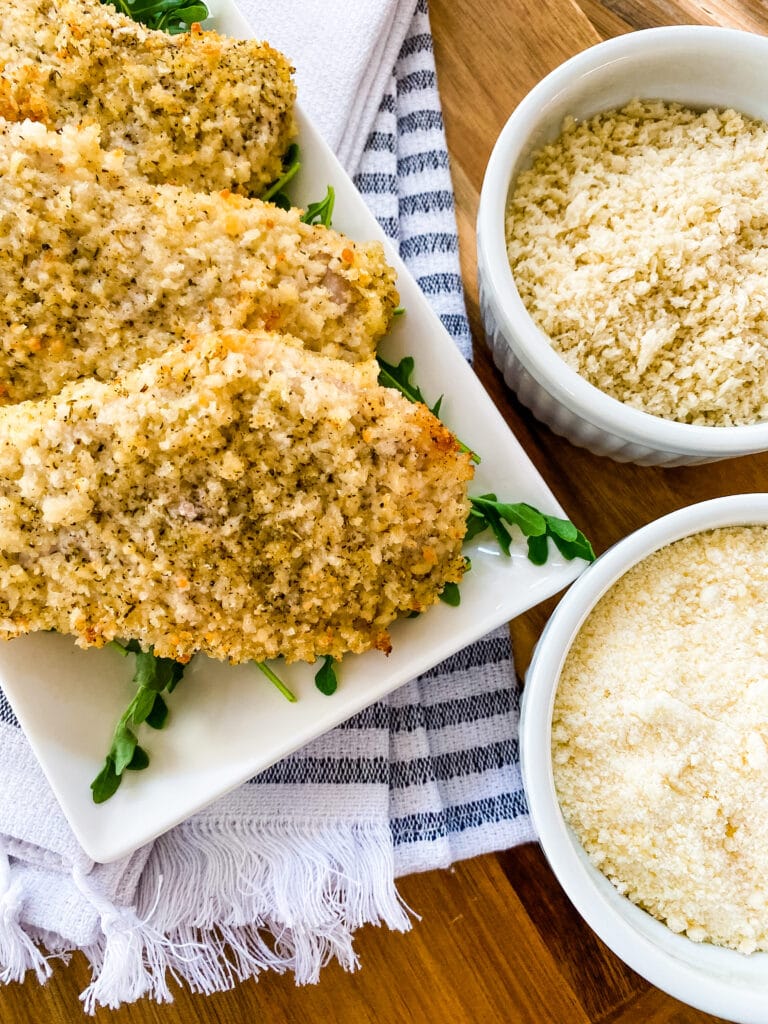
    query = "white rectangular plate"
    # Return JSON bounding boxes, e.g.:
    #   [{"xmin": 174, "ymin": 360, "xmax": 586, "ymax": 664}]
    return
[{"xmin": 0, "ymin": 0, "xmax": 584, "ymax": 863}]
